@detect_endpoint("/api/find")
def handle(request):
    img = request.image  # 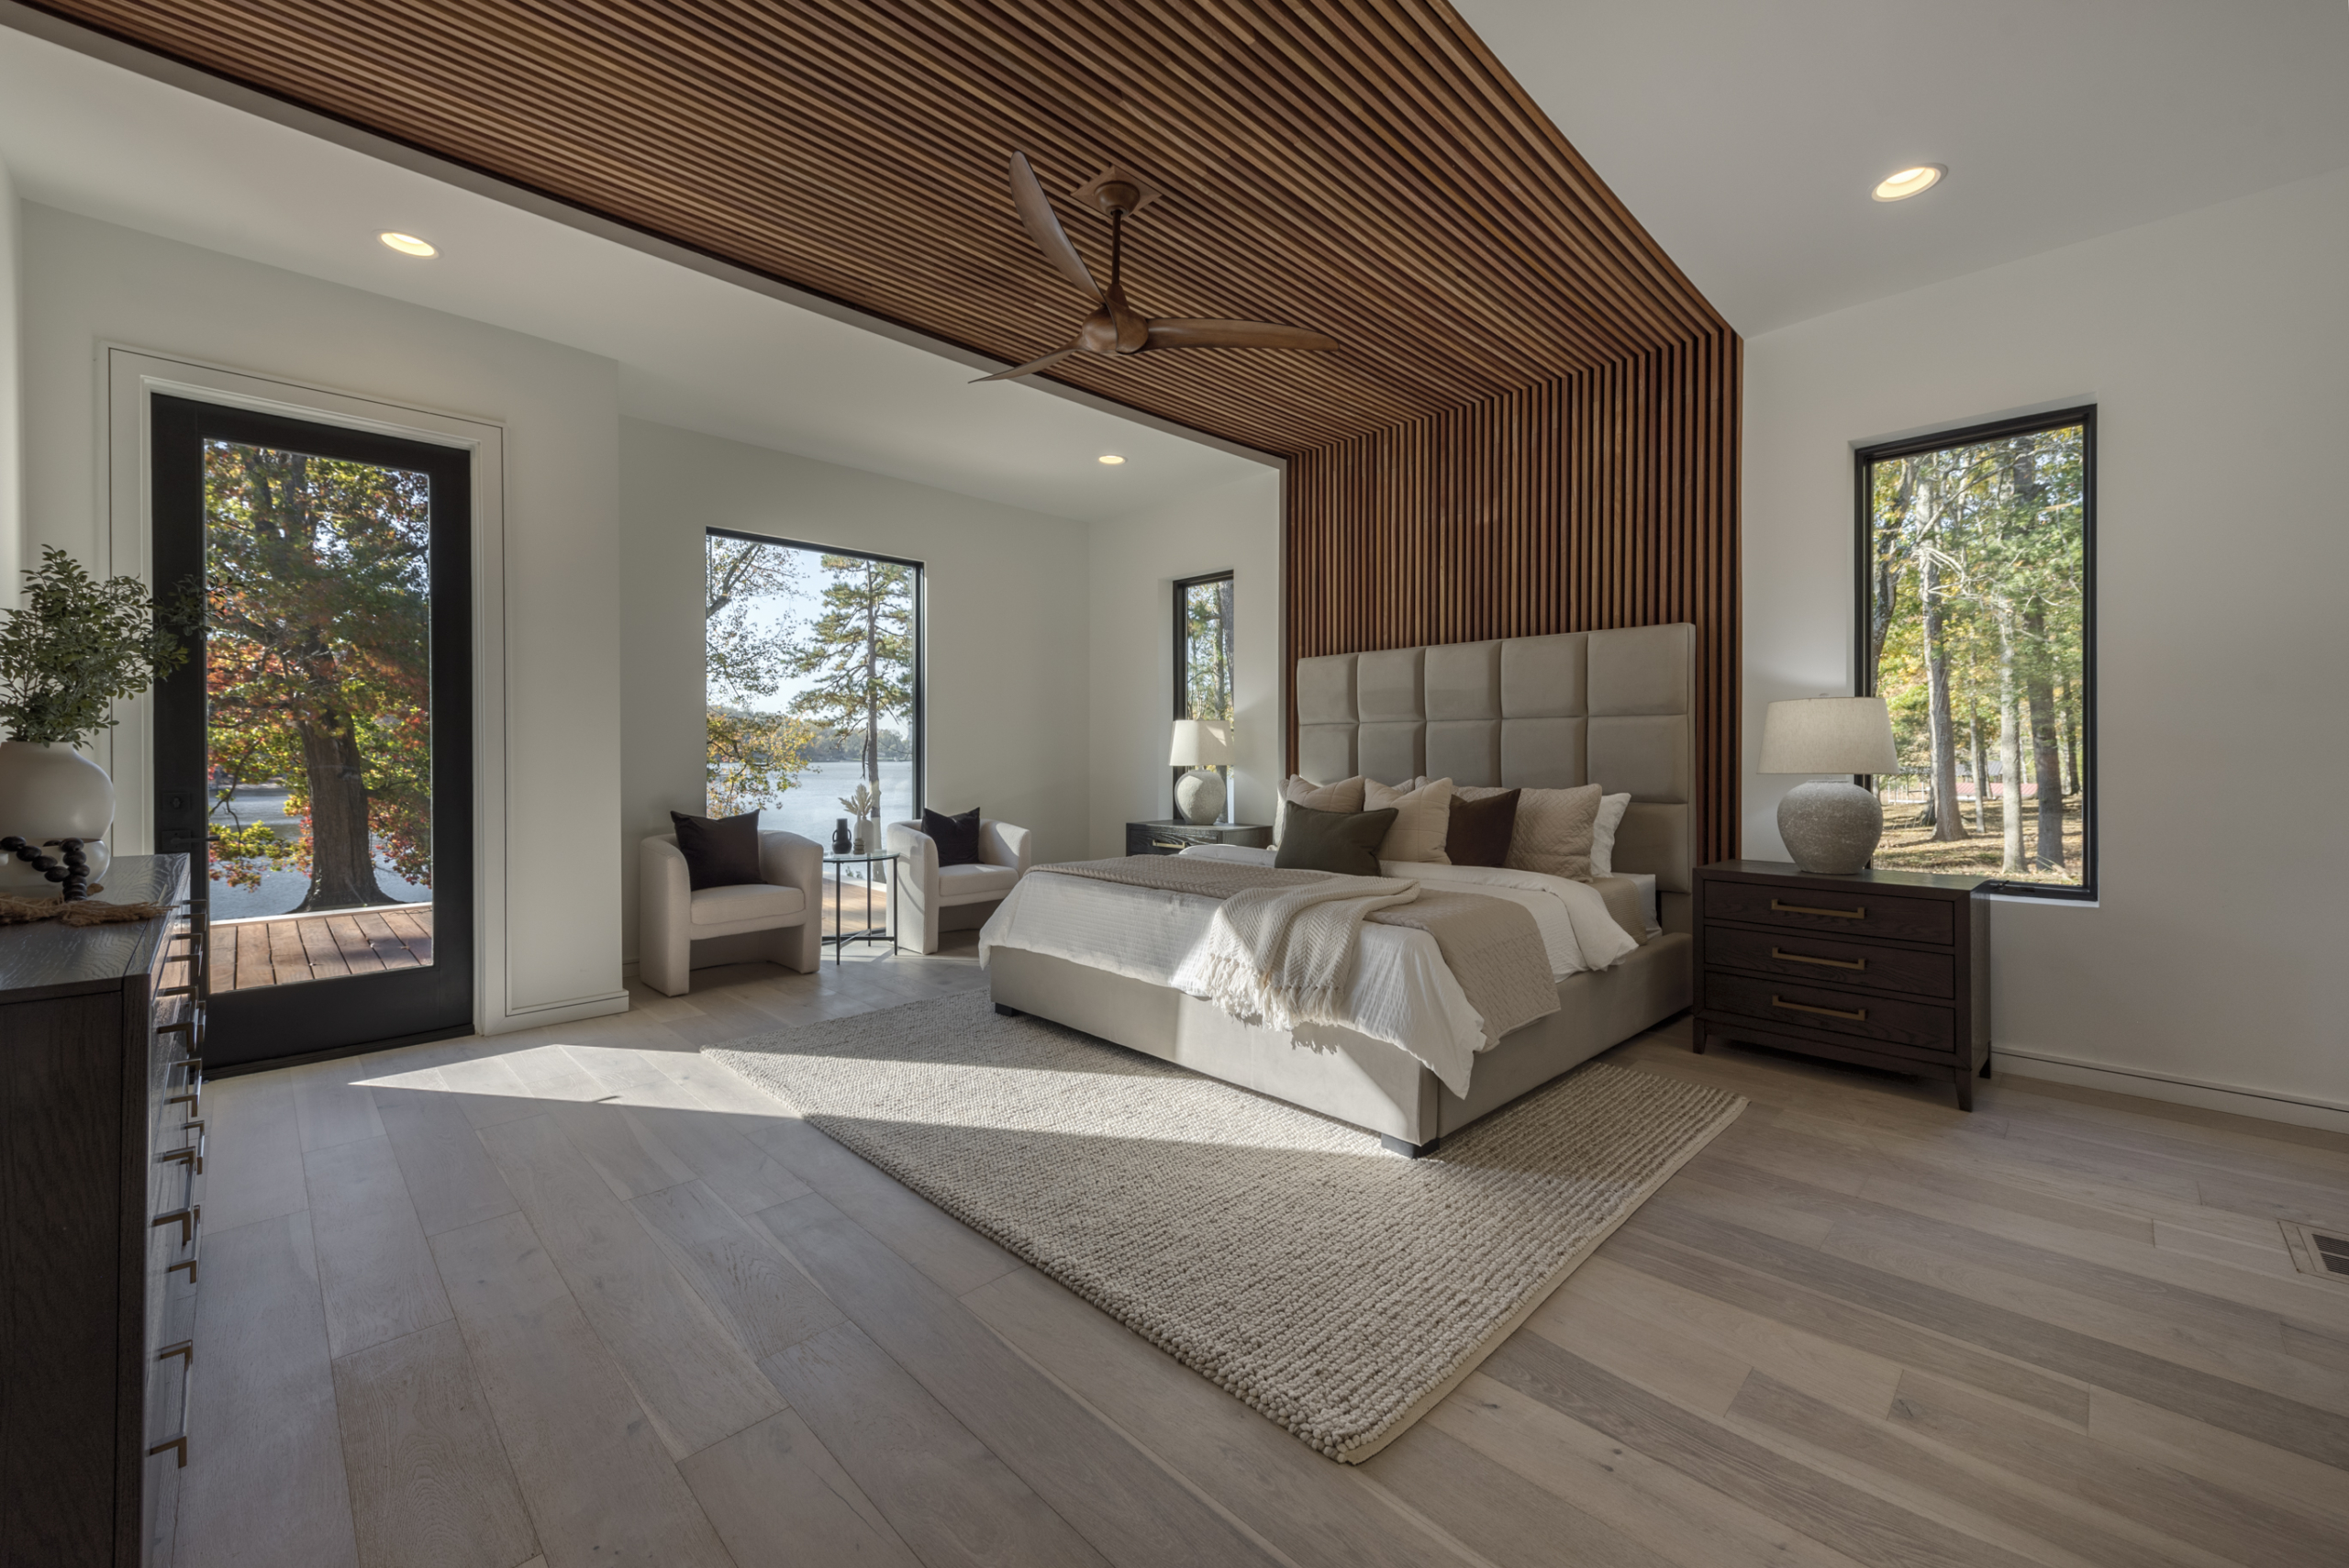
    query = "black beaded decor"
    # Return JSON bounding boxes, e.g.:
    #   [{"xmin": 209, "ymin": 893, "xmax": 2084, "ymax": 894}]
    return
[{"xmin": 2, "ymin": 834, "xmax": 95, "ymax": 901}]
